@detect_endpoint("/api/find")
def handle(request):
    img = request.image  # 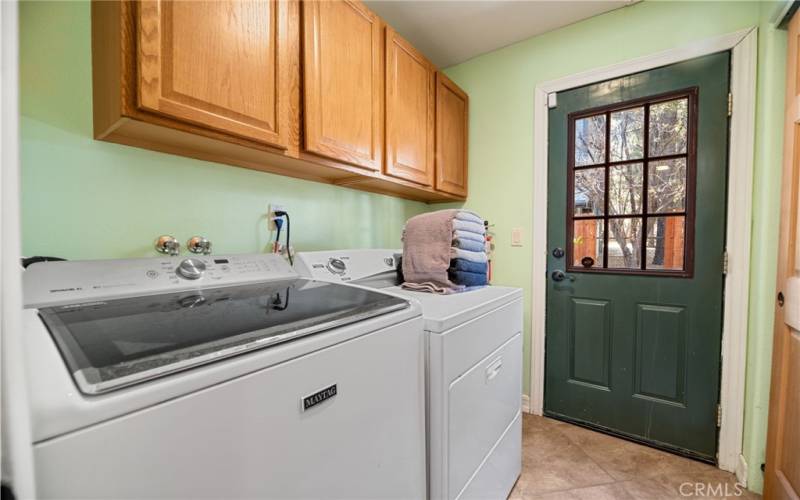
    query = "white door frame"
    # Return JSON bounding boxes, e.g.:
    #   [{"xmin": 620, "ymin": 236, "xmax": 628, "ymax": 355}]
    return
[{"xmin": 529, "ymin": 27, "xmax": 757, "ymax": 479}]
